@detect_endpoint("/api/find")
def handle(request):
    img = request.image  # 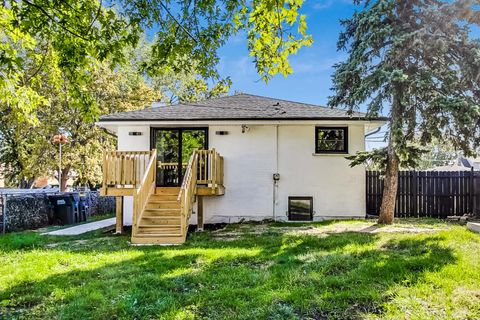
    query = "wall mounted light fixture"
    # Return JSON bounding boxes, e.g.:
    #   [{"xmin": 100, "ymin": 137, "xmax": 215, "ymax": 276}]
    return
[{"xmin": 241, "ymin": 125, "xmax": 250, "ymax": 133}]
